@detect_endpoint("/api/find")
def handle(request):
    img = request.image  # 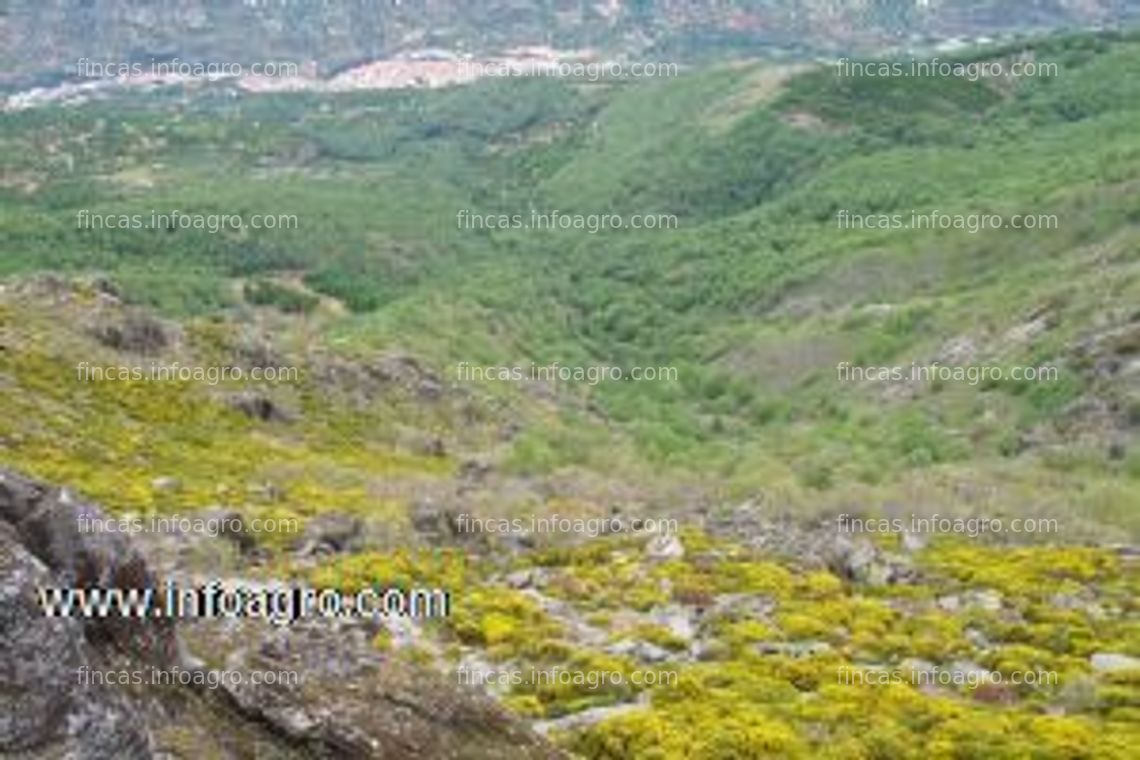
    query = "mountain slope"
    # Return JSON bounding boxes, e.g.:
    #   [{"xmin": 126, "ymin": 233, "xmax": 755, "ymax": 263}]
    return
[
  {"xmin": 2, "ymin": 31, "xmax": 1139, "ymax": 535},
  {"xmin": 2, "ymin": 25, "xmax": 1140, "ymax": 759}
]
